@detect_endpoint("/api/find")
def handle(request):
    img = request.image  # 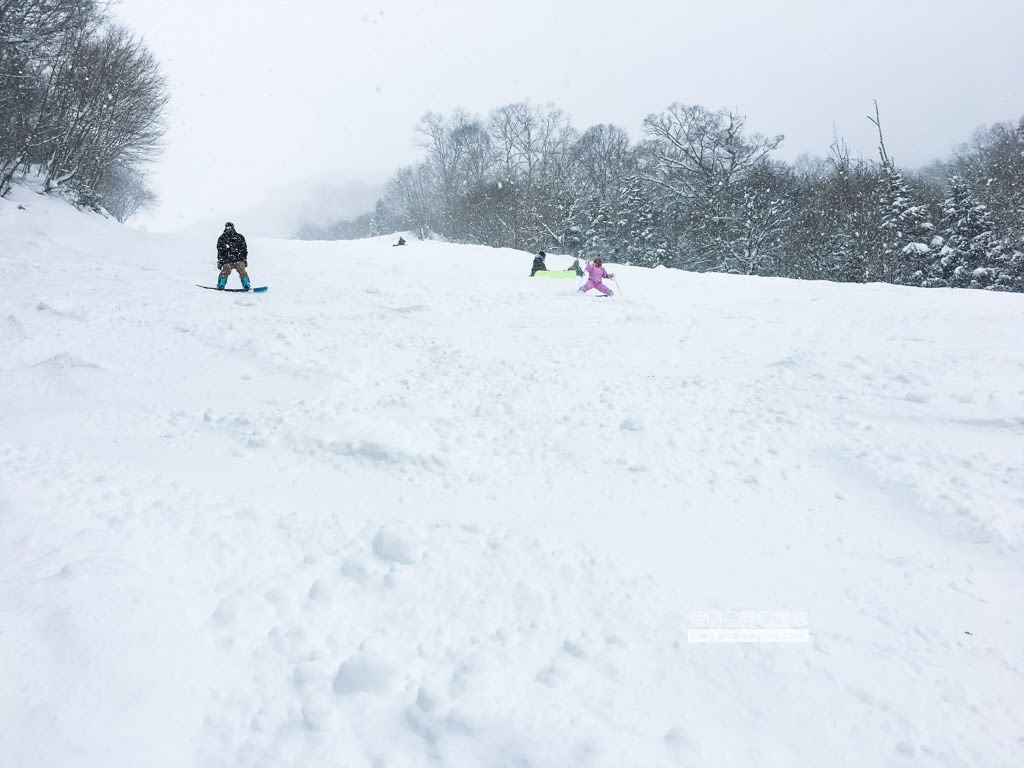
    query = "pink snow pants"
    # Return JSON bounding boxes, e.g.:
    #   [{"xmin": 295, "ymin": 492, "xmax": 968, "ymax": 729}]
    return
[{"xmin": 580, "ymin": 279, "xmax": 612, "ymax": 296}]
